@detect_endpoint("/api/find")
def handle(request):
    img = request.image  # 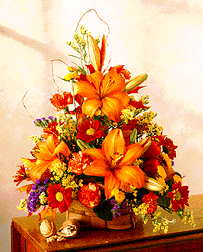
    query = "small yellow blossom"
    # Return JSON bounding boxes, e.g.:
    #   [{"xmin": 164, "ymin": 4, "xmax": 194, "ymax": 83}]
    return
[
  {"xmin": 39, "ymin": 192, "xmax": 47, "ymax": 205},
  {"xmin": 29, "ymin": 135, "xmax": 44, "ymax": 144},
  {"xmin": 17, "ymin": 199, "xmax": 28, "ymax": 212},
  {"xmin": 64, "ymin": 72, "xmax": 80, "ymax": 81}
]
